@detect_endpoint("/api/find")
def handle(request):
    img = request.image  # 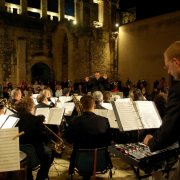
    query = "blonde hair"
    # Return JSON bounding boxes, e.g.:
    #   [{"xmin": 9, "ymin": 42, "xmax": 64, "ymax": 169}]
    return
[{"xmin": 40, "ymin": 89, "xmax": 52, "ymax": 98}]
